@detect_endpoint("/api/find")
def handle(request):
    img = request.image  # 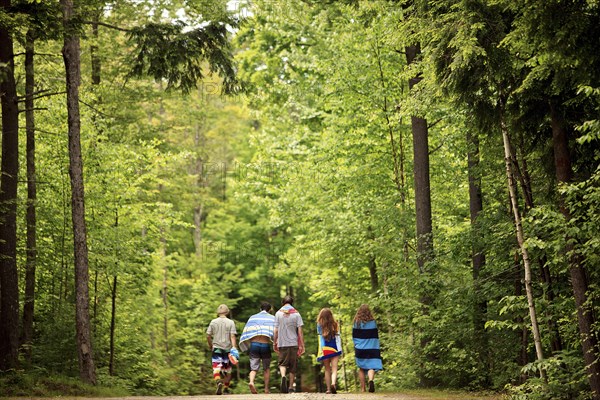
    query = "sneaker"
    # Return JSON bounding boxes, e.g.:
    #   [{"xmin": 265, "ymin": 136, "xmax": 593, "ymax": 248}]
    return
[
  {"xmin": 216, "ymin": 381, "xmax": 223, "ymax": 395},
  {"xmin": 331, "ymin": 384, "xmax": 337, "ymax": 394},
  {"xmin": 368, "ymin": 380, "xmax": 375, "ymax": 393},
  {"xmin": 223, "ymin": 387, "xmax": 231, "ymax": 394},
  {"xmin": 280, "ymin": 376, "xmax": 288, "ymax": 393},
  {"xmin": 249, "ymin": 382, "xmax": 258, "ymax": 394}
]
